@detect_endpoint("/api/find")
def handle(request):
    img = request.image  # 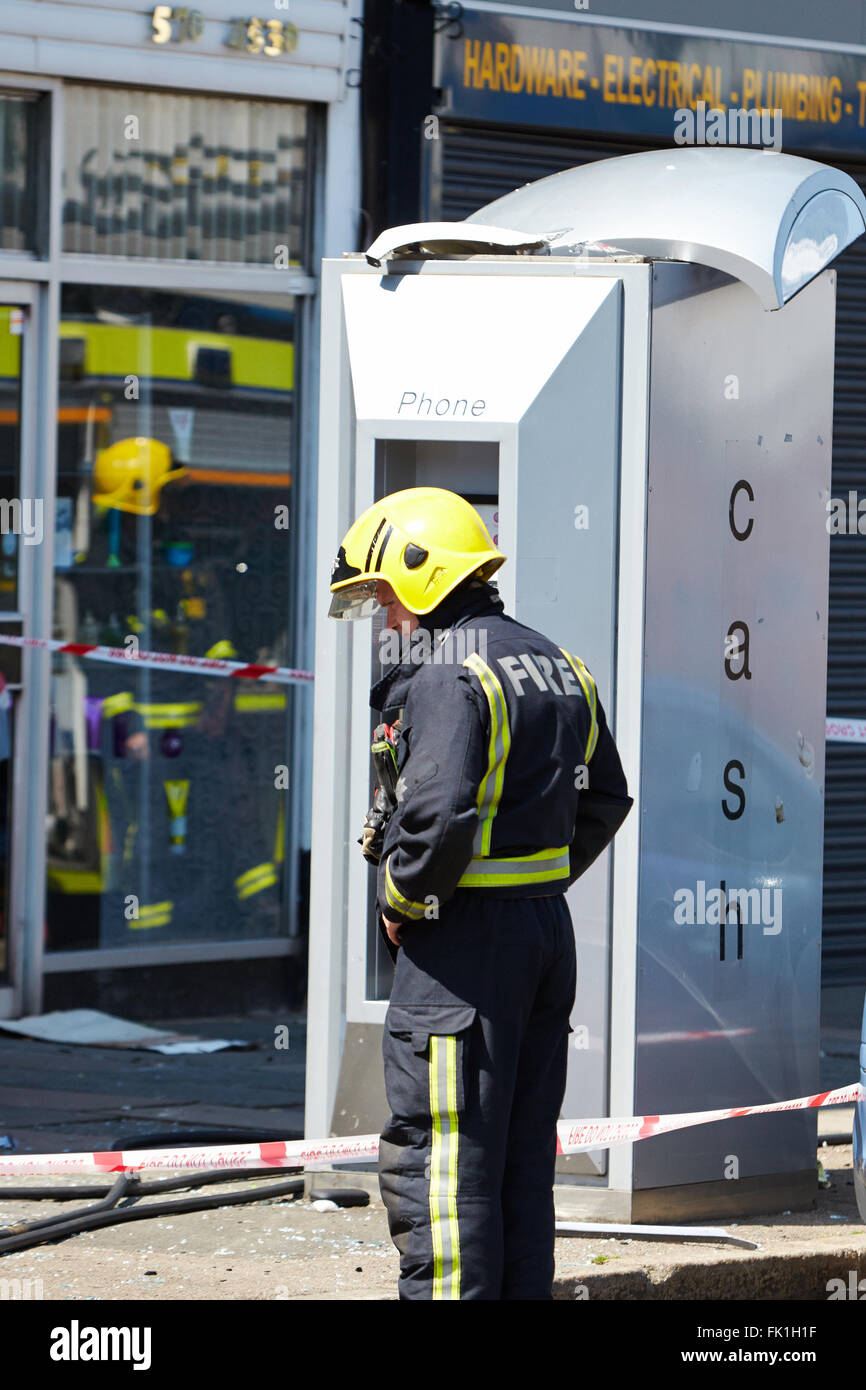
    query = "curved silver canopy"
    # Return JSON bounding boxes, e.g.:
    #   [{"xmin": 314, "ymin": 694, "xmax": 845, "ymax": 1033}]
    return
[
  {"xmin": 363, "ymin": 149, "xmax": 866, "ymax": 310},
  {"xmin": 467, "ymin": 148, "xmax": 866, "ymax": 310}
]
